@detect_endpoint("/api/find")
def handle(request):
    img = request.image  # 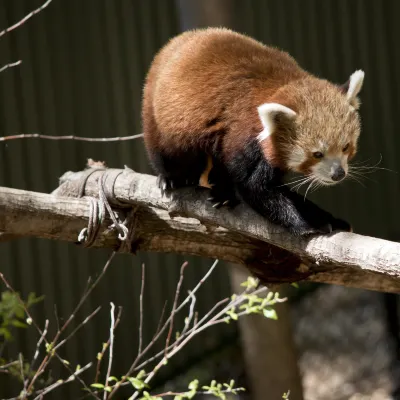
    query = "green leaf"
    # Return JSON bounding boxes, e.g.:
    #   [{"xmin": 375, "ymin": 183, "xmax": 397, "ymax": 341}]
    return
[
  {"xmin": 263, "ymin": 308, "xmax": 278, "ymax": 320},
  {"xmin": 188, "ymin": 379, "xmax": 198, "ymax": 390},
  {"xmin": 128, "ymin": 377, "xmax": 147, "ymax": 390},
  {"xmin": 90, "ymin": 383, "xmax": 105, "ymax": 389}
]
